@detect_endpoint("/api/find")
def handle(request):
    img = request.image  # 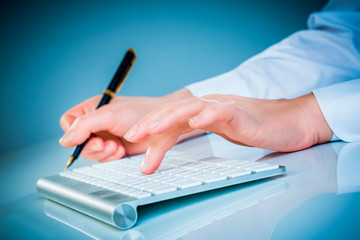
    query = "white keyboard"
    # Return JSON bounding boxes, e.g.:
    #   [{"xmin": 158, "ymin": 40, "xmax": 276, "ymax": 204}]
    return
[{"xmin": 37, "ymin": 151, "xmax": 285, "ymax": 229}]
